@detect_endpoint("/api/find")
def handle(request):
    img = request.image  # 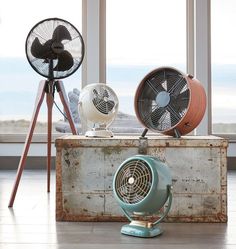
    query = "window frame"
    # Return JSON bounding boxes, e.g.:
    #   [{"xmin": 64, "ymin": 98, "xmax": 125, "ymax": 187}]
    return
[
  {"xmin": 0, "ymin": 0, "xmax": 85, "ymax": 144},
  {"xmin": 1, "ymin": 0, "xmax": 234, "ymax": 150}
]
